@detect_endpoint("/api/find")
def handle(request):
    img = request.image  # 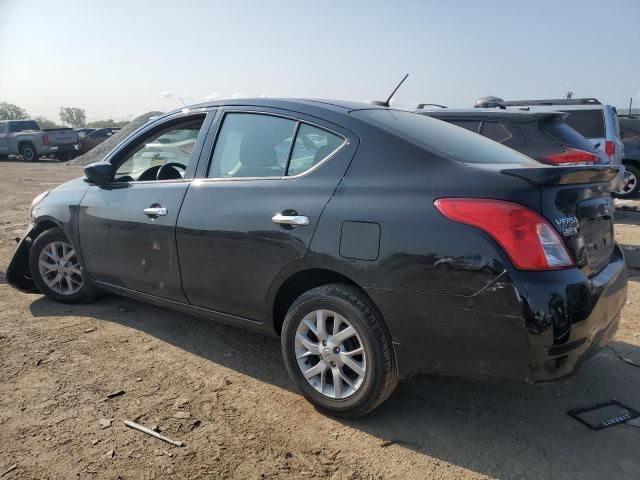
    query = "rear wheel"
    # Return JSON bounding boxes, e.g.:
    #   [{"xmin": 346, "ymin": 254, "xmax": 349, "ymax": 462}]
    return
[
  {"xmin": 29, "ymin": 228, "xmax": 97, "ymax": 303},
  {"xmin": 20, "ymin": 143, "xmax": 38, "ymax": 162},
  {"xmin": 281, "ymin": 284, "xmax": 398, "ymax": 418},
  {"xmin": 616, "ymin": 164, "xmax": 639, "ymax": 198}
]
